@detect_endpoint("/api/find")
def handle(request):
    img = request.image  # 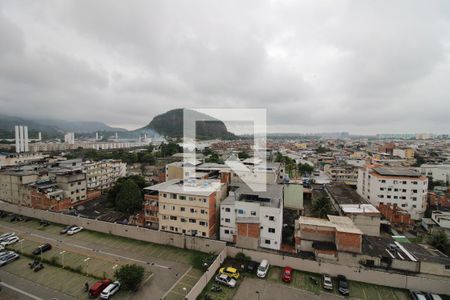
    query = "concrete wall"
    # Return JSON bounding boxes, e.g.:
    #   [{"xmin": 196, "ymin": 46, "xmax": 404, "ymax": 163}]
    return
[
  {"xmin": 227, "ymin": 246, "xmax": 450, "ymax": 295},
  {"xmin": 0, "ymin": 201, "xmax": 226, "ymax": 254},
  {"xmin": 185, "ymin": 248, "xmax": 227, "ymax": 300}
]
